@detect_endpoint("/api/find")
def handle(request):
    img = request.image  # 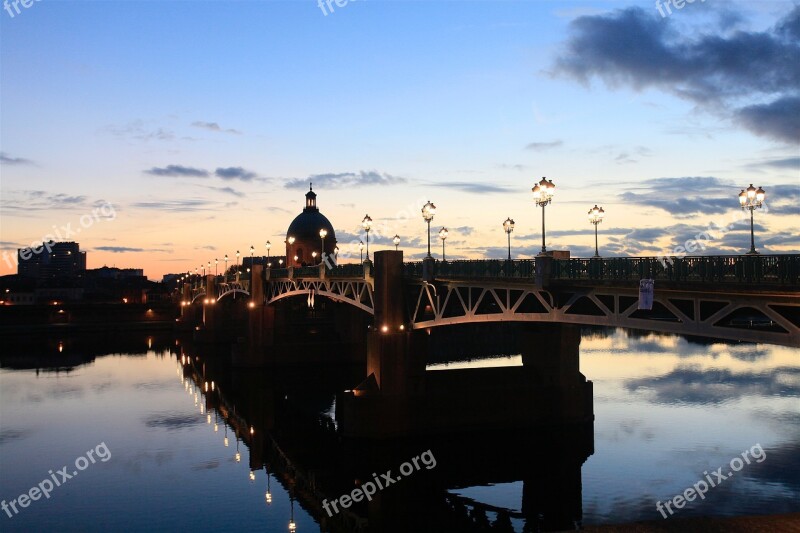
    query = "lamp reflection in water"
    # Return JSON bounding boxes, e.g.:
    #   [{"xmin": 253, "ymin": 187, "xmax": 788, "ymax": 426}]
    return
[
  {"xmin": 264, "ymin": 466, "xmax": 272, "ymax": 505},
  {"xmin": 289, "ymin": 496, "xmax": 297, "ymax": 532},
  {"xmin": 249, "ymin": 469, "xmax": 255, "ymax": 482},
  {"xmin": 214, "ymin": 411, "xmax": 219, "ymax": 433},
  {"xmin": 235, "ymin": 438, "xmax": 241, "ymax": 463},
  {"xmin": 224, "ymin": 425, "xmax": 229, "ymax": 447}
]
